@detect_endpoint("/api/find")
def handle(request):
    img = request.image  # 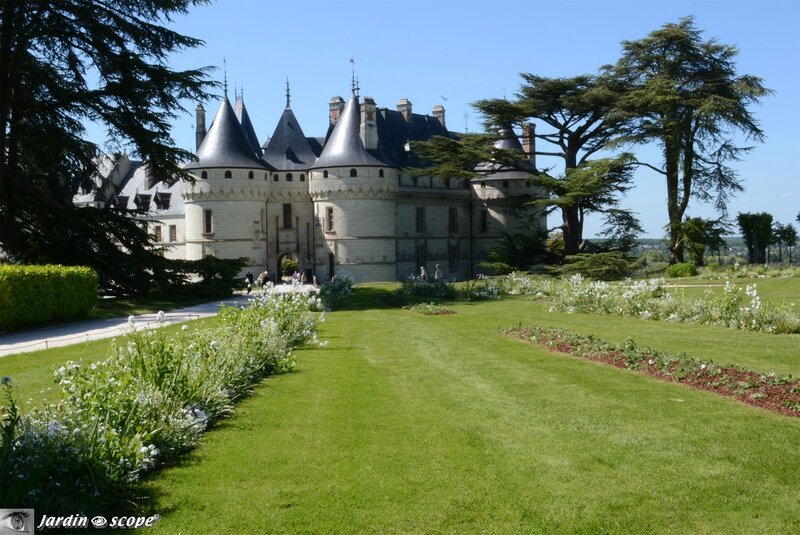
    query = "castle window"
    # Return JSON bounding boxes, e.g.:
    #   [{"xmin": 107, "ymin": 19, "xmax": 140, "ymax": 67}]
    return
[
  {"xmin": 224, "ymin": 170, "xmax": 232, "ymax": 179},
  {"xmin": 273, "ymin": 174, "xmax": 279, "ymax": 181},
  {"xmin": 480, "ymin": 210, "xmax": 488, "ymax": 233},
  {"xmin": 283, "ymin": 203, "xmax": 292, "ymax": 229},
  {"xmin": 203, "ymin": 209, "xmax": 213, "ymax": 234},
  {"xmin": 248, "ymin": 171, "xmax": 254, "ymax": 179},
  {"xmin": 448, "ymin": 243, "xmax": 459, "ymax": 272},
  {"xmin": 448, "ymin": 207, "xmax": 458, "ymax": 233},
  {"xmin": 300, "ymin": 173, "xmax": 305, "ymax": 182},
  {"xmin": 153, "ymin": 226, "xmax": 162, "ymax": 242},
  {"xmin": 415, "ymin": 207, "xmax": 426, "ymax": 233},
  {"xmin": 412, "ymin": 176, "xmax": 418, "ymax": 187},
  {"xmin": 350, "ymin": 168, "xmax": 358, "ymax": 177},
  {"xmin": 323, "ymin": 170, "xmax": 329, "ymax": 178},
  {"xmin": 169, "ymin": 225, "xmax": 177, "ymax": 242},
  {"xmin": 201, "ymin": 171, "xmax": 208, "ymax": 179},
  {"xmin": 265, "ymin": 173, "xmax": 268, "ymax": 180},
  {"xmin": 286, "ymin": 173, "xmax": 293, "ymax": 182},
  {"xmin": 379, "ymin": 169, "xmax": 384, "ymax": 177},
  {"xmin": 480, "ymin": 181, "xmax": 486, "ymax": 189},
  {"xmin": 502, "ymin": 180, "xmax": 509, "ymax": 188},
  {"xmin": 326, "ymin": 207, "xmax": 334, "ymax": 232}
]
